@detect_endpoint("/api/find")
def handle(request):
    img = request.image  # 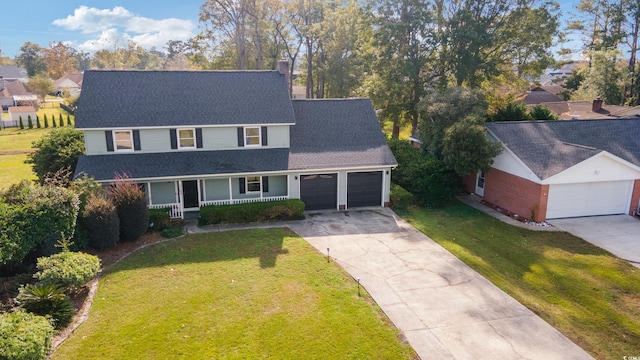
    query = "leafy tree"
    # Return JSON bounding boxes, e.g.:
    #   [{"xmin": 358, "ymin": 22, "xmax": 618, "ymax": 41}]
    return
[
  {"xmin": 15, "ymin": 41, "xmax": 47, "ymax": 76},
  {"xmin": 487, "ymin": 96, "xmax": 532, "ymax": 122},
  {"xmin": 27, "ymin": 74, "xmax": 54, "ymax": 103},
  {"xmin": 44, "ymin": 42, "xmax": 78, "ymax": 79},
  {"xmin": 25, "ymin": 128, "xmax": 84, "ymax": 184},
  {"xmin": 529, "ymin": 104, "xmax": 559, "ymax": 120},
  {"xmin": 442, "ymin": 118, "xmax": 502, "ymax": 175},
  {"xmin": 418, "ymin": 87, "xmax": 487, "ymax": 158},
  {"xmin": 573, "ymin": 49, "xmax": 626, "ymax": 105}
]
